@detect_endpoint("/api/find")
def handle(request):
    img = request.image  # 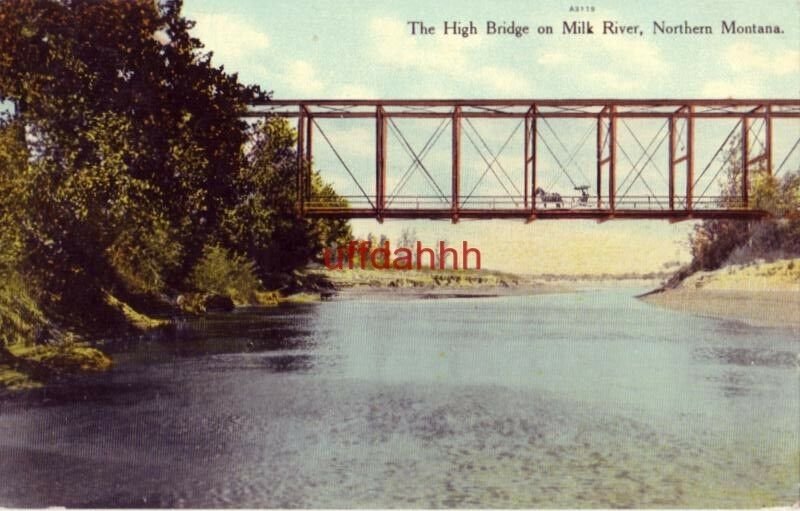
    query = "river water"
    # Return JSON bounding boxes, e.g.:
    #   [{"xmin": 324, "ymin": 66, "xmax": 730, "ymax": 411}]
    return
[{"xmin": 0, "ymin": 289, "xmax": 797, "ymax": 507}]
